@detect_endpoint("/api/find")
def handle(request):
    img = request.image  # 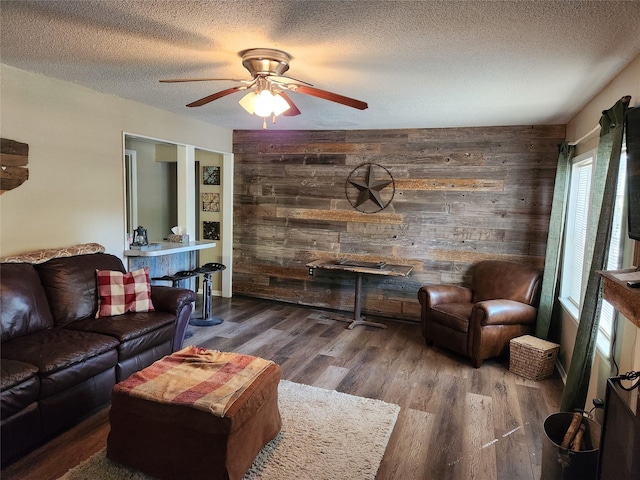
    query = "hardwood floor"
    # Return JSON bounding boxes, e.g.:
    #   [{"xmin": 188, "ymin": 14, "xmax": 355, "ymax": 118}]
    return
[{"xmin": 1, "ymin": 296, "xmax": 564, "ymax": 480}]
